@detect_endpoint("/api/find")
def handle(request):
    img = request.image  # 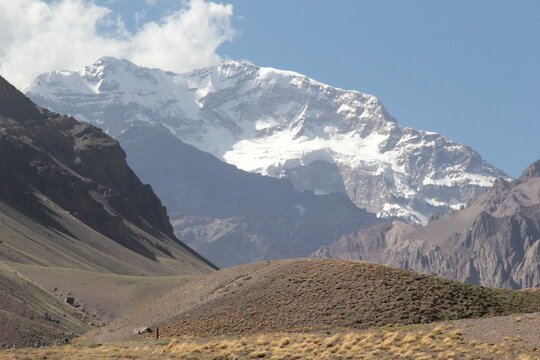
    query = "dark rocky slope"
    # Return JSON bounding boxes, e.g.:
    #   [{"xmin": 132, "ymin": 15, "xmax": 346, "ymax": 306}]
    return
[
  {"xmin": 313, "ymin": 160, "xmax": 540, "ymax": 289},
  {"xmin": 0, "ymin": 74, "xmax": 215, "ymax": 275},
  {"xmin": 118, "ymin": 125, "xmax": 382, "ymax": 268}
]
